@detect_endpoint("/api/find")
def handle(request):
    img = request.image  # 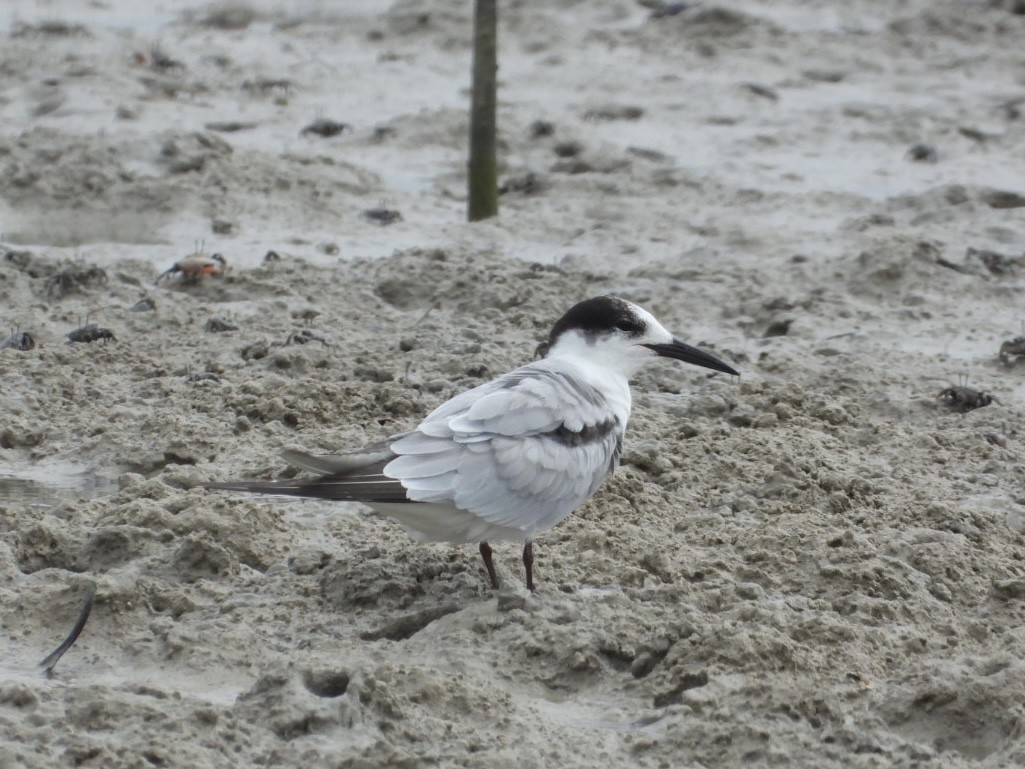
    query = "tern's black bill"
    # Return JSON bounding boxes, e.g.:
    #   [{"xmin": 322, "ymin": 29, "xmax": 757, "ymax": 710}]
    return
[{"xmin": 644, "ymin": 339, "xmax": 738, "ymax": 376}]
